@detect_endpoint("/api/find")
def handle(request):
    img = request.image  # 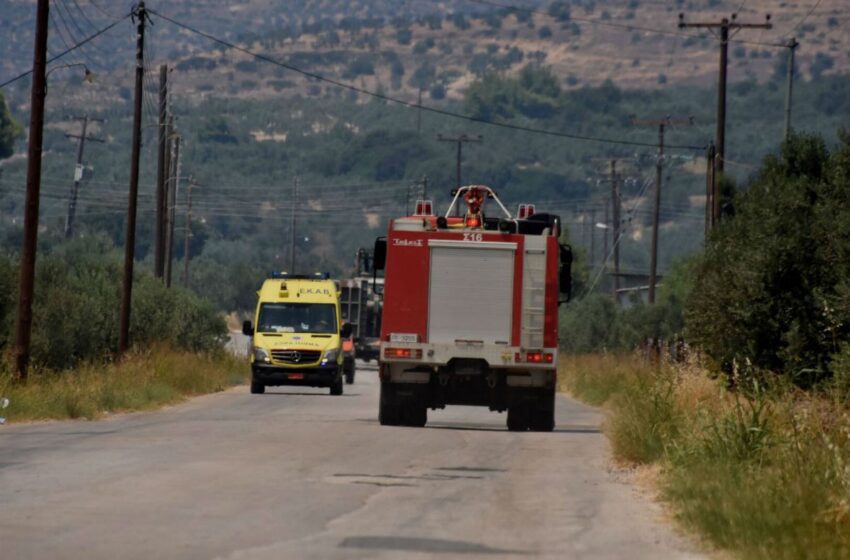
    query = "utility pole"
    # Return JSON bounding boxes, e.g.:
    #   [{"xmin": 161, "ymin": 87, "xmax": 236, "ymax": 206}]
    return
[
  {"xmin": 633, "ymin": 117, "xmax": 694, "ymax": 304},
  {"xmin": 64, "ymin": 115, "xmax": 105, "ymax": 239},
  {"xmin": 437, "ymin": 133, "xmax": 482, "ymax": 190},
  {"xmin": 705, "ymin": 142, "xmax": 716, "ymax": 235},
  {"xmin": 611, "ymin": 160, "xmax": 621, "ymax": 298},
  {"xmin": 679, "ymin": 13, "xmax": 771, "ymax": 176},
  {"xmin": 165, "ymin": 134, "xmax": 180, "ymax": 288},
  {"xmin": 119, "ymin": 1, "xmax": 148, "ymax": 355},
  {"xmin": 154, "ymin": 64, "xmax": 168, "ymax": 278},
  {"xmin": 589, "ymin": 208, "xmax": 596, "ymax": 269},
  {"xmin": 289, "ymin": 176, "xmax": 298, "ymax": 272},
  {"xmin": 13, "ymin": 0, "xmax": 50, "ymax": 382},
  {"xmin": 602, "ymin": 198, "xmax": 609, "ymax": 270},
  {"xmin": 784, "ymin": 37, "xmax": 799, "ymax": 142},
  {"xmin": 416, "ymin": 88, "xmax": 423, "ymax": 134},
  {"xmin": 183, "ymin": 179, "xmax": 197, "ymax": 289}
]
